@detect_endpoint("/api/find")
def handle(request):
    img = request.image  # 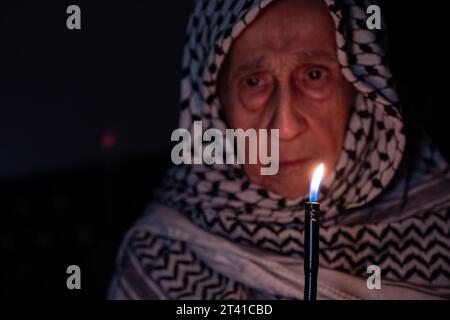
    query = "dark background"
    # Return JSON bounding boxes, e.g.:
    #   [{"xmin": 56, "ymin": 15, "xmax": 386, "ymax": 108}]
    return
[{"xmin": 0, "ymin": 1, "xmax": 449, "ymax": 299}]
